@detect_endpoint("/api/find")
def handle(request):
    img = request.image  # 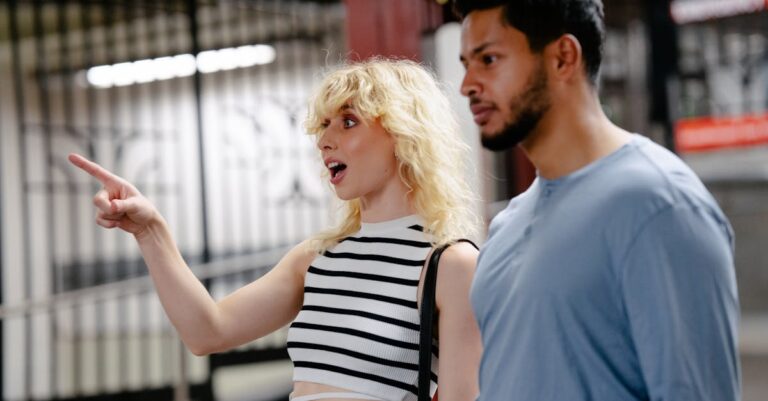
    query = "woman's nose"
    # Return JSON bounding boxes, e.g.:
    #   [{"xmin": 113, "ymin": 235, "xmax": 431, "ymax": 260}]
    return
[{"xmin": 317, "ymin": 131, "xmax": 337, "ymax": 151}]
